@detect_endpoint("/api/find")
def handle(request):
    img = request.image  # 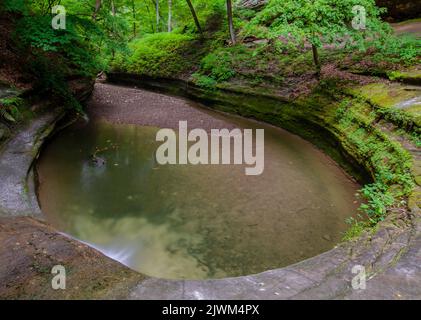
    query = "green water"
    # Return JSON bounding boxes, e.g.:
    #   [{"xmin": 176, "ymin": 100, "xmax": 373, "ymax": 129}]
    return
[{"xmin": 37, "ymin": 109, "xmax": 360, "ymax": 280}]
